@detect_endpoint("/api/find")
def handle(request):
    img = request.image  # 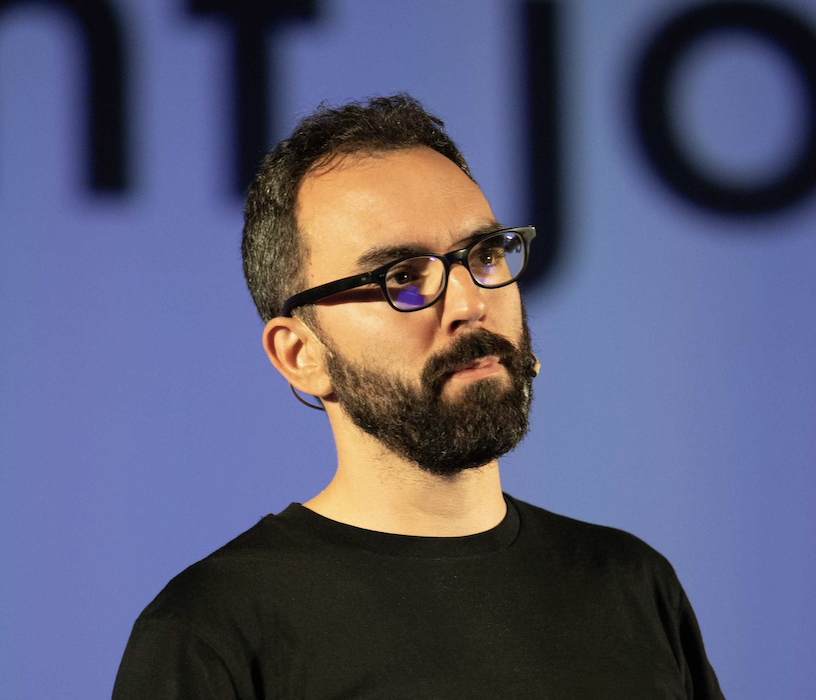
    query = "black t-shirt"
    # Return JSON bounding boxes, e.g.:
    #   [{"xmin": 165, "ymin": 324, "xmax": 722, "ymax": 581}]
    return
[{"xmin": 113, "ymin": 495, "xmax": 724, "ymax": 699}]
